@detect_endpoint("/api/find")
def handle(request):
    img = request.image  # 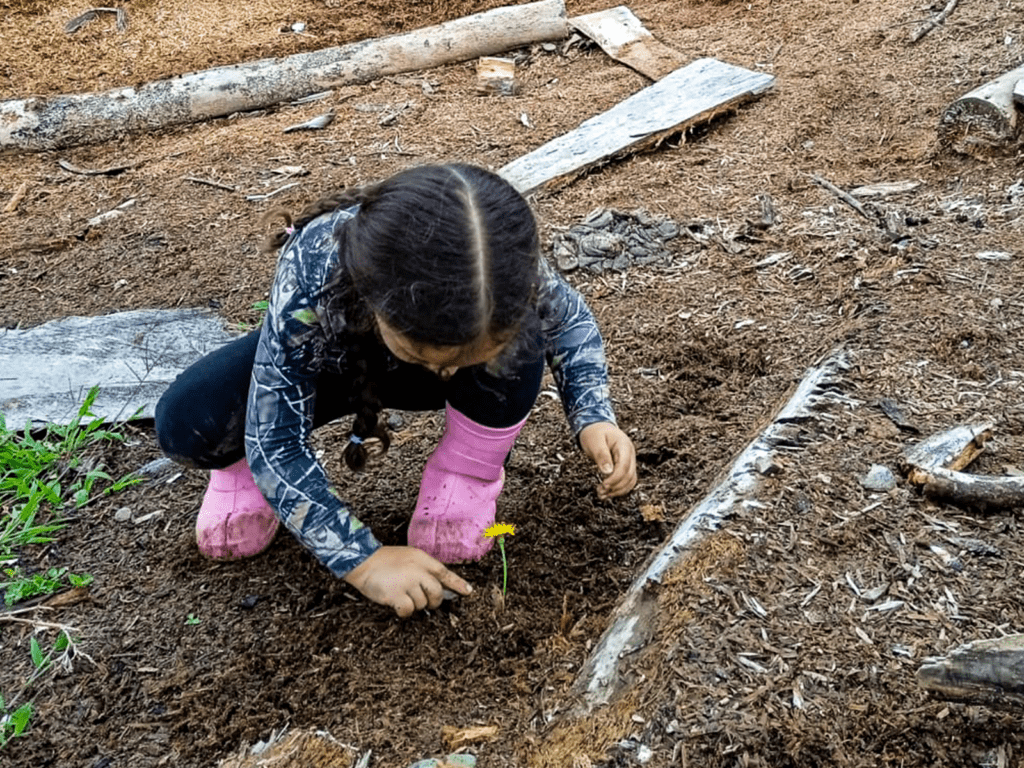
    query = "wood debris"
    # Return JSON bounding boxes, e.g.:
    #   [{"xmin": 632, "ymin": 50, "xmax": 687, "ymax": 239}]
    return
[
  {"xmin": 283, "ymin": 112, "xmax": 335, "ymax": 133},
  {"xmin": 570, "ymin": 348, "xmax": 851, "ymax": 711},
  {"xmin": 441, "ymin": 724, "xmax": 499, "ymax": 750},
  {"xmin": 903, "ymin": 422, "xmax": 1024, "ymax": 511},
  {"xmin": 2, "ymin": 0, "xmax": 569, "ymax": 153},
  {"xmin": 3, "ymin": 180, "xmax": 29, "ymax": 213},
  {"xmin": 917, "ymin": 634, "xmax": 1024, "ymax": 709},
  {"xmin": 909, "ymin": 0, "xmax": 959, "ymax": 44},
  {"xmin": 939, "ymin": 63, "xmax": 1024, "ymax": 155},
  {"xmin": 58, "ymin": 158, "xmax": 133, "ymax": 176},
  {"xmin": 64, "ymin": 6, "xmax": 129, "ymax": 35},
  {"xmin": 475, "ymin": 57, "xmax": 517, "ymax": 96},
  {"xmin": 569, "ymin": 6, "xmax": 686, "ymax": 80}
]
